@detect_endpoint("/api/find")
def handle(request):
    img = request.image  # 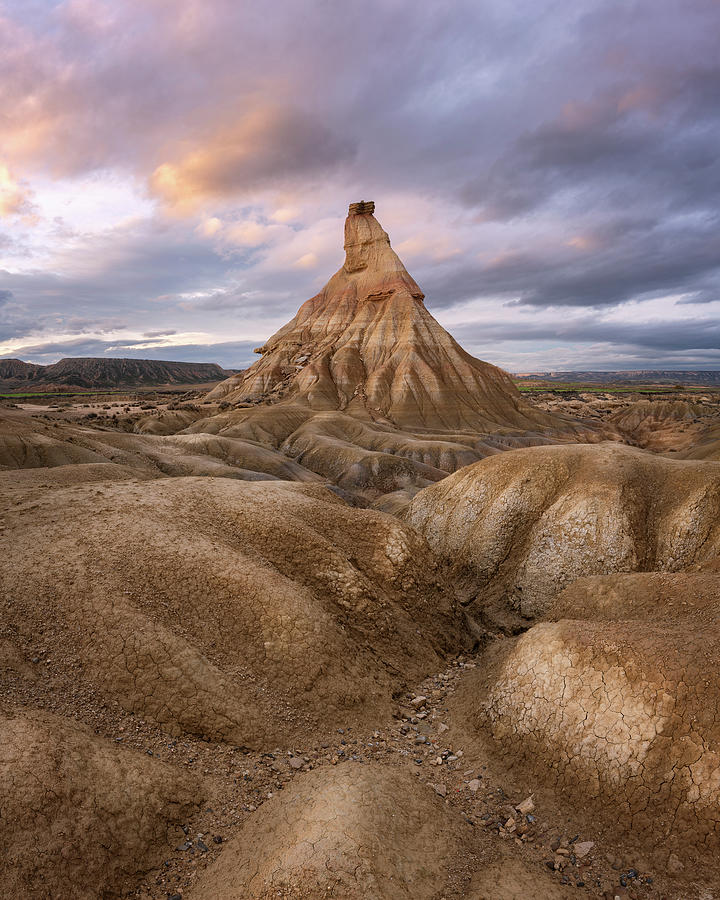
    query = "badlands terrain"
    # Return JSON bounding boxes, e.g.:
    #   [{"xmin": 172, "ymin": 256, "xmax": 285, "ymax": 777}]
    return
[{"xmin": 2, "ymin": 202, "xmax": 720, "ymax": 899}]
